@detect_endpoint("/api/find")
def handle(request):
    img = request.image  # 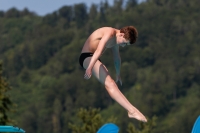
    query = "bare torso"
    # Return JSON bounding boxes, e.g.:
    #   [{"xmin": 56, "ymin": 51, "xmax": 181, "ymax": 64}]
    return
[{"xmin": 81, "ymin": 27, "xmax": 117, "ymax": 53}]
